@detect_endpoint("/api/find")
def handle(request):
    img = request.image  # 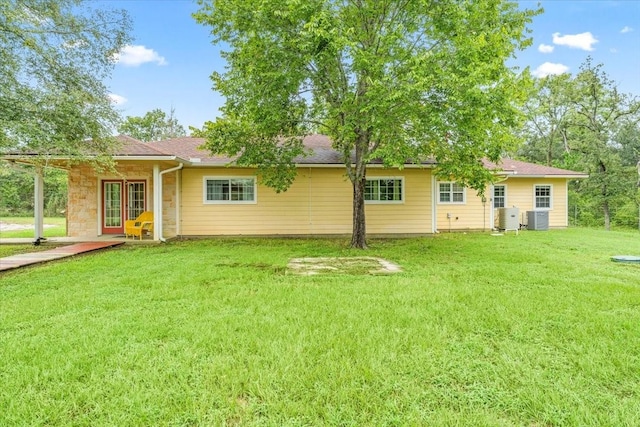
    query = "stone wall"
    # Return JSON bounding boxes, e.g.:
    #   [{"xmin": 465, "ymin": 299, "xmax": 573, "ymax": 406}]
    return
[
  {"xmin": 66, "ymin": 163, "xmax": 178, "ymax": 238},
  {"xmin": 162, "ymin": 171, "xmax": 178, "ymax": 238},
  {"xmin": 67, "ymin": 165, "xmax": 99, "ymax": 237}
]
